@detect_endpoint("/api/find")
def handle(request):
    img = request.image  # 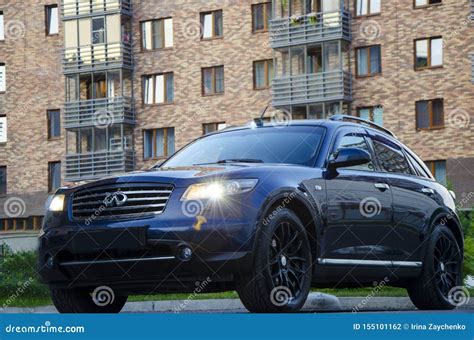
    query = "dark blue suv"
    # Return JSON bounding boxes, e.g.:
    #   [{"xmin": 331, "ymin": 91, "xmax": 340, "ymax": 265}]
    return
[{"xmin": 38, "ymin": 116, "xmax": 464, "ymax": 313}]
